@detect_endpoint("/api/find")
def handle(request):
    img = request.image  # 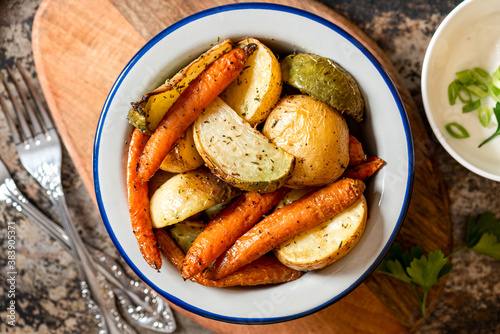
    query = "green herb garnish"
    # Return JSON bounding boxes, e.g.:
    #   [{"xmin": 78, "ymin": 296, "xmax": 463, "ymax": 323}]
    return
[{"xmin": 377, "ymin": 212, "xmax": 500, "ymax": 318}]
